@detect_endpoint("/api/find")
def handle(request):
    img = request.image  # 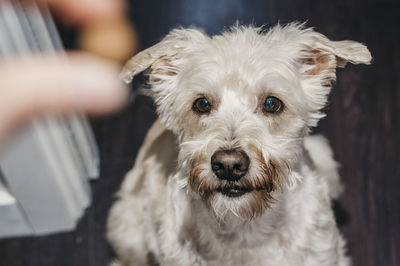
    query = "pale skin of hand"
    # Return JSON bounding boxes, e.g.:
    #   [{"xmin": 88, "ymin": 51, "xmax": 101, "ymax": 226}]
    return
[{"xmin": 0, "ymin": 0, "xmax": 128, "ymax": 145}]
